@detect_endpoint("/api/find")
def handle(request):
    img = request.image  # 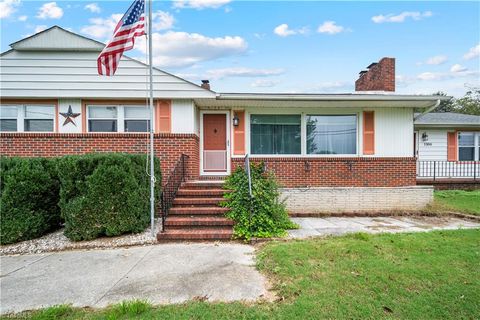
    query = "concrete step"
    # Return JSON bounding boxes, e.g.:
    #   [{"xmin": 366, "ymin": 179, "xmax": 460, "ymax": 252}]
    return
[
  {"xmin": 176, "ymin": 189, "xmax": 226, "ymax": 197},
  {"xmin": 157, "ymin": 228, "xmax": 233, "ymax": 241},
  {"xmin": 169, "ymin": 207, "xmax": 230, "ymax": 215},
  {"xmin": 172, "ymin": 197, "xmax": 224, "ymax": 206},
  {"xmin": 165, "ymin": 216, "xmax": 234, "ymax": 228}
]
